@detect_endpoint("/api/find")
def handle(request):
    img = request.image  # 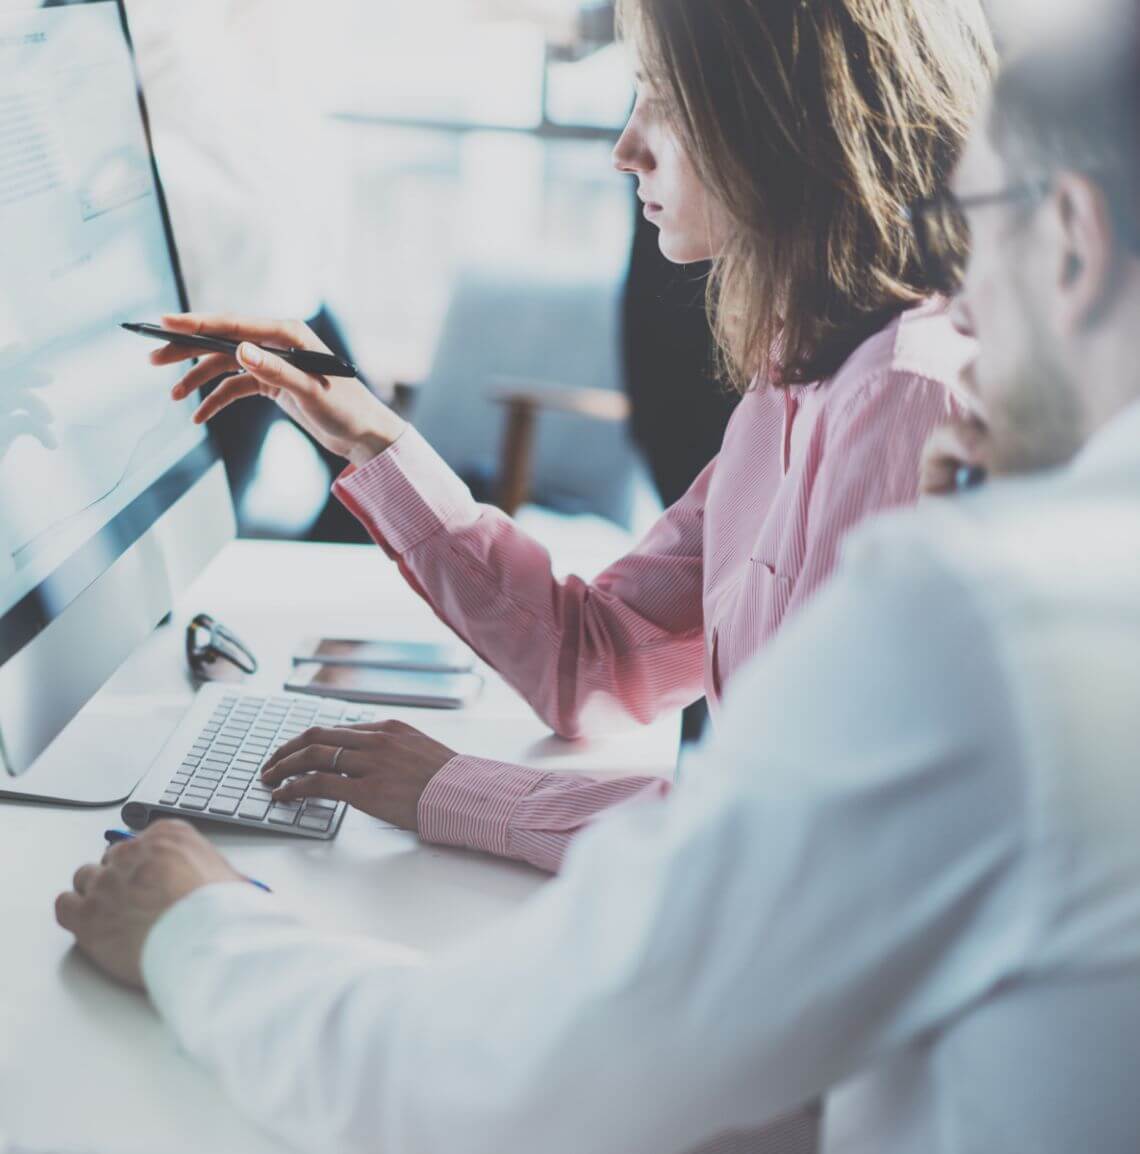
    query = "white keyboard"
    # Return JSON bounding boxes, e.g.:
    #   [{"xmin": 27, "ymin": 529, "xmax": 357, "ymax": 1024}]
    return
[{"xmin": 122, "ymin": 683, "xmax": 376, "ymax": 839}]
